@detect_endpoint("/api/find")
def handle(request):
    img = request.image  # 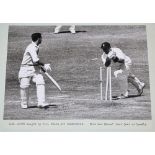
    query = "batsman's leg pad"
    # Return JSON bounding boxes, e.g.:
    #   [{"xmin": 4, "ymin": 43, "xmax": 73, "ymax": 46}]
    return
[
  {"xmin": 116, "ymin": 71, "xmax": 128, "ymax": 96},
  {"xmin": 19, "ymin": 77, "xmax": 31, "ymax": 89},
  {"xmin": 33, "ymin": 74, "xmax": 45, "ymax": 105},
  {"xmin": 20, "ymin": 88, "xmax": 29, "ymax": 108},
  {"xmin": 36, "ymin": 84, "xmax": 45, "ymax": 105},
  {"xmin": 32, "ymin": 74, "xmax": 45, "ymax": 85},
  {"xmin": 128, "ymin": 74, "xmax": 141, "ymax": 90}
]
